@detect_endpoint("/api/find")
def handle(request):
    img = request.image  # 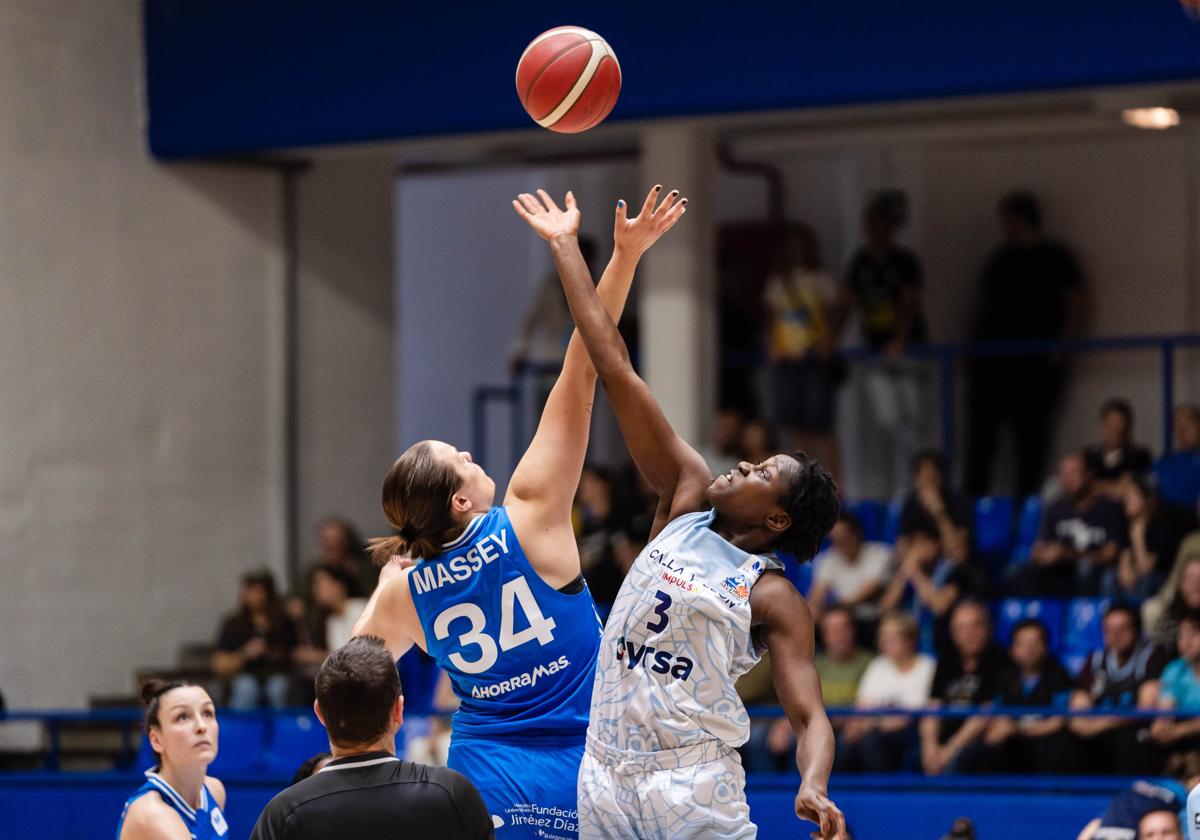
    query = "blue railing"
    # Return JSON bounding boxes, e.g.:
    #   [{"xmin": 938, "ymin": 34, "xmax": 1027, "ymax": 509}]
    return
[
  {"xmin": 4, "ymin": 705, "xmax": 1194, "ymax": 773},
  {"xmin": 472, "ymin": 333, "xmax": 1200, "ymax": 477}
]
